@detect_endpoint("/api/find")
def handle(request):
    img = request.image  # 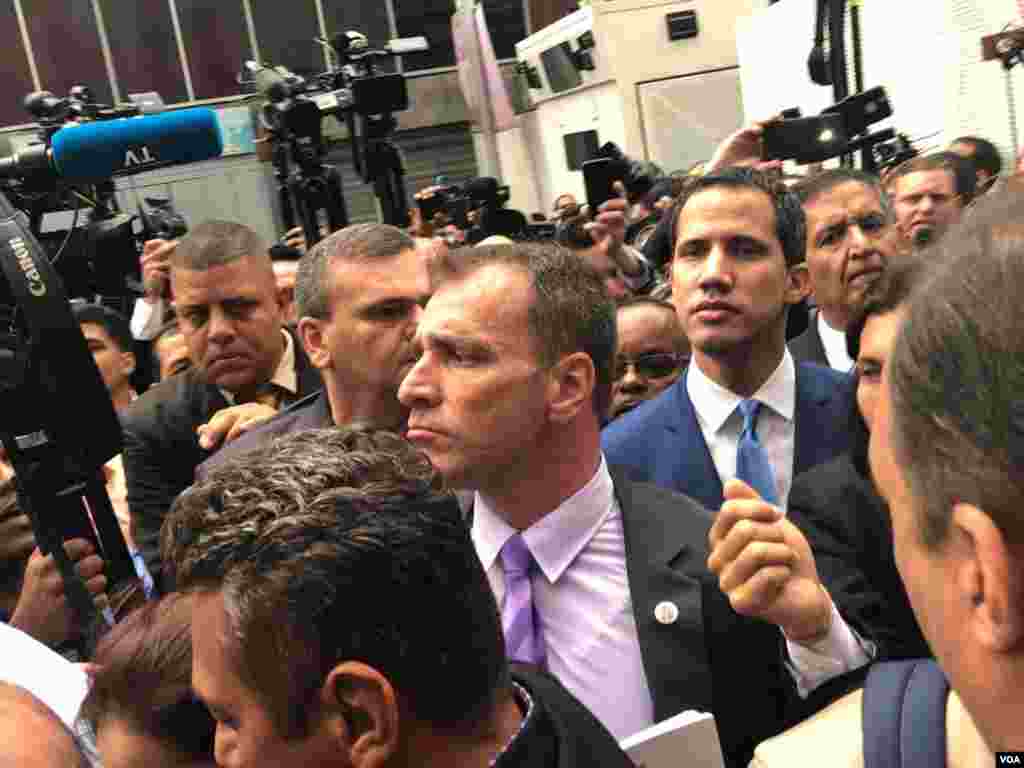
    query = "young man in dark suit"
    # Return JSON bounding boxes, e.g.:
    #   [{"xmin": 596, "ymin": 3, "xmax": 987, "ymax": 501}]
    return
[
  {"xmin": 788, "ymin": 169, "xmax": 900, "ymax": 371},
  {"xmin": 164, "ymin": 427, "xmax": 635, "ymax": 768},
  {"xmin": 196, "ymin": 224, "xmax": 432, "ymax": 479},
  {"xmin": 398, "ymin": 242, "xmax": 860, "ymax": 767},
  {"xmin": 601, "ymin": 168, "xmax": 851, "ymax": 513},
  {"xmin": 121, "ymin": 220, "xmax": 321, "ymax": 582}
]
